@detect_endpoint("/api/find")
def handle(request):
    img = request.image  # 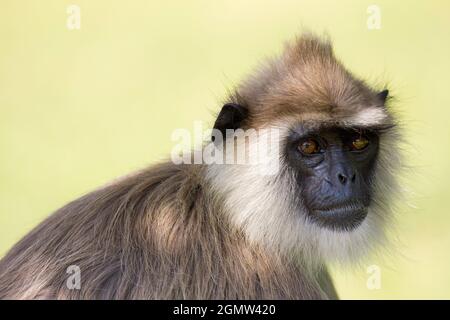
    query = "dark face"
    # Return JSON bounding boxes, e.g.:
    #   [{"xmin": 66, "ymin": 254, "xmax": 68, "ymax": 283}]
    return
[{"xmin": 286, "ymin": 126, "xmax": 380, "ymax": 231}]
